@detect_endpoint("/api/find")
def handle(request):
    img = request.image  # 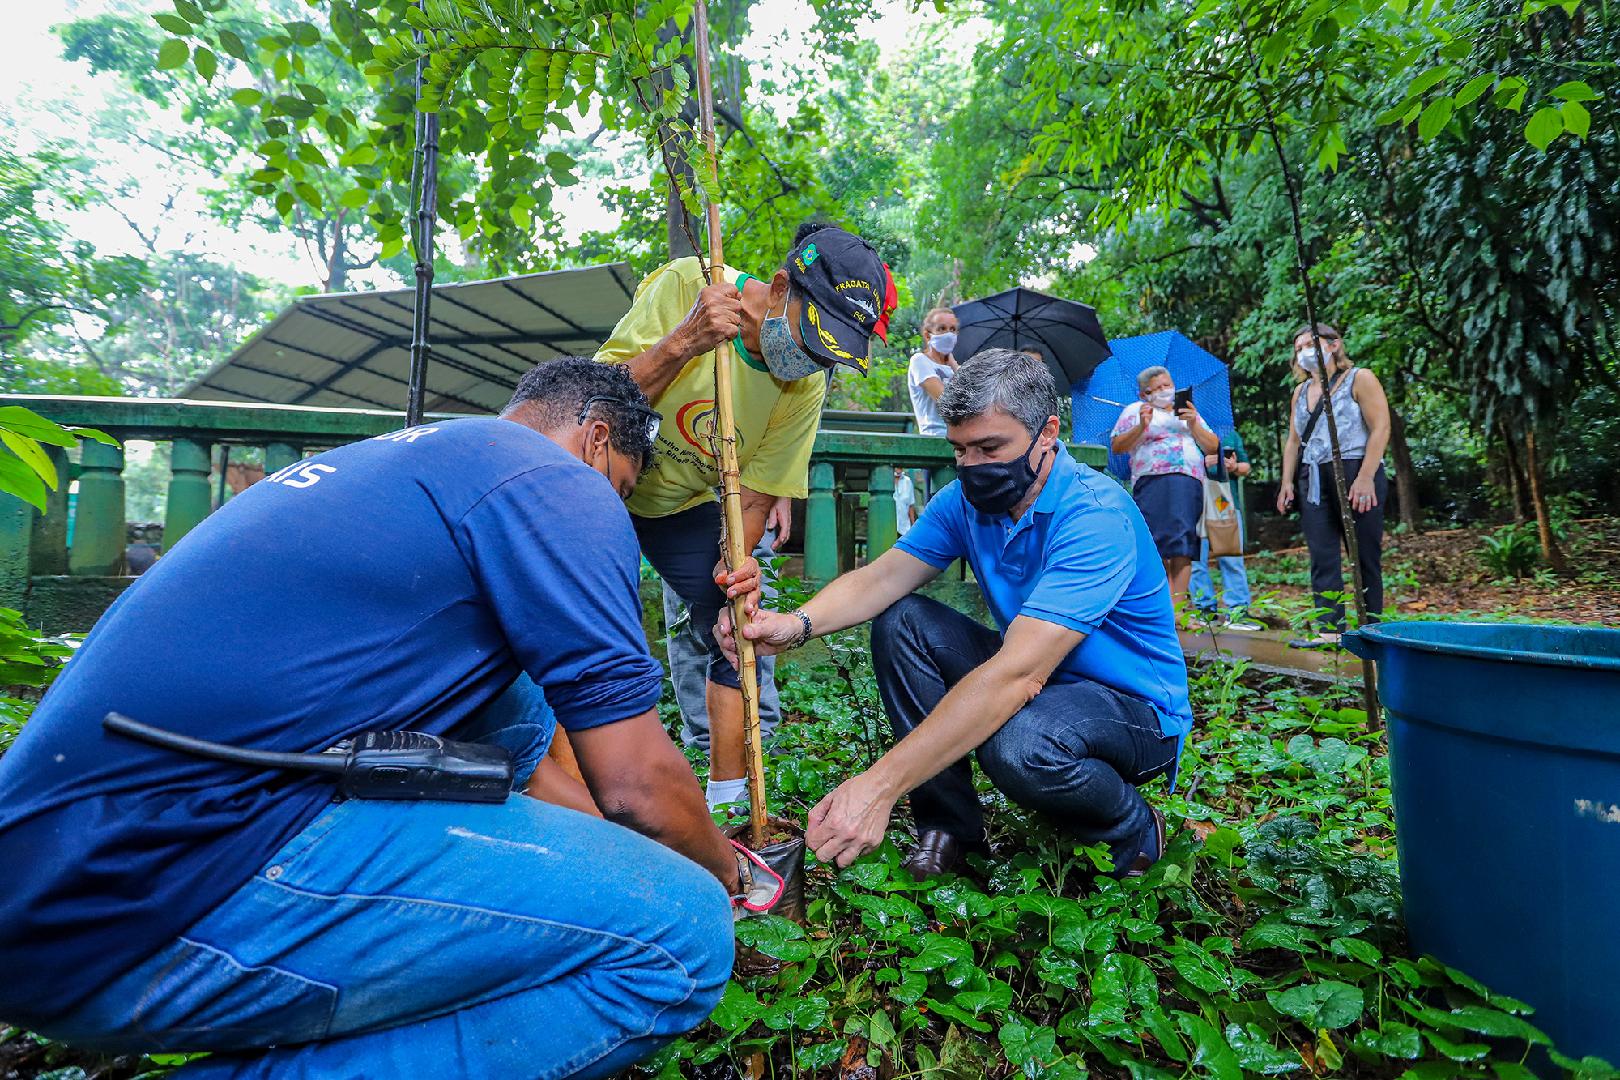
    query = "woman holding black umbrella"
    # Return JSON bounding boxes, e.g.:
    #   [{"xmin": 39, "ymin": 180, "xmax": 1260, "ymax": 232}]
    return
[{"xmin": 1111, "ymin": 365, "xmax": 1220, "ymax": 615}]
